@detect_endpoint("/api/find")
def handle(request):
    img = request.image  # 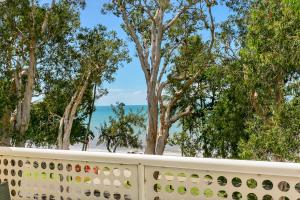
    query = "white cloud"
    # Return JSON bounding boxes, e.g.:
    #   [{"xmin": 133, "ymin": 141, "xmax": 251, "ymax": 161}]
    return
[{"xmin": 96, "ymin": 89, "xmax": 147, "ymax": 106}]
